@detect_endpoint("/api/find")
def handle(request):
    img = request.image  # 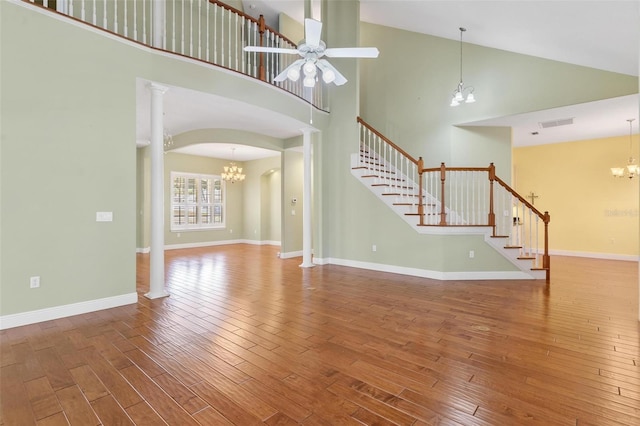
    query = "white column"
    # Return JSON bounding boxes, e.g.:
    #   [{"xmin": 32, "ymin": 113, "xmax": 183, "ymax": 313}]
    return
[
  {"xmin": 152, "ymin": 0, "xmax": 166, "ymax": 49},
  {"xmin": 146, "ymin": 83, "xmax": 170, "ymax": 299},
  {"xmin": 300, "ymin": 128, "xmax": 314, "ymax": 268}
]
